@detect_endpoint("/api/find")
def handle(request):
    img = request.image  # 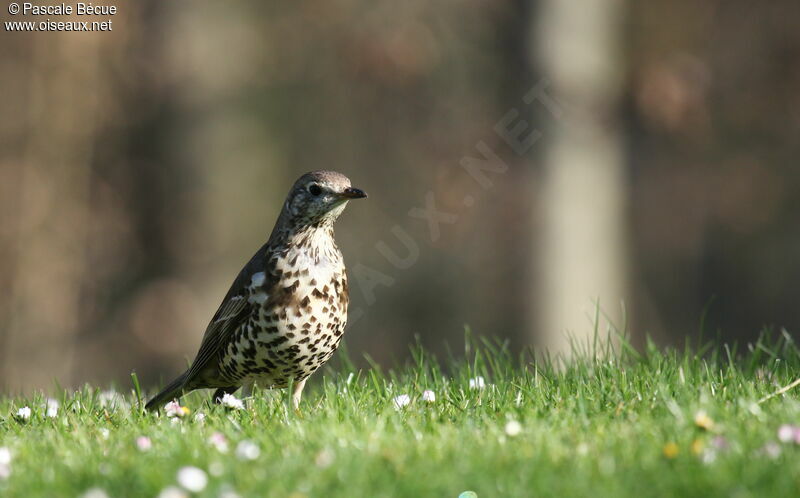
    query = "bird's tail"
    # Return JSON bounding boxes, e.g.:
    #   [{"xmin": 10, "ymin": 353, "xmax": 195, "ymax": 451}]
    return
[{"xmin": 145, "ymin": 372, "xmax": 189, "ymax": 411}]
